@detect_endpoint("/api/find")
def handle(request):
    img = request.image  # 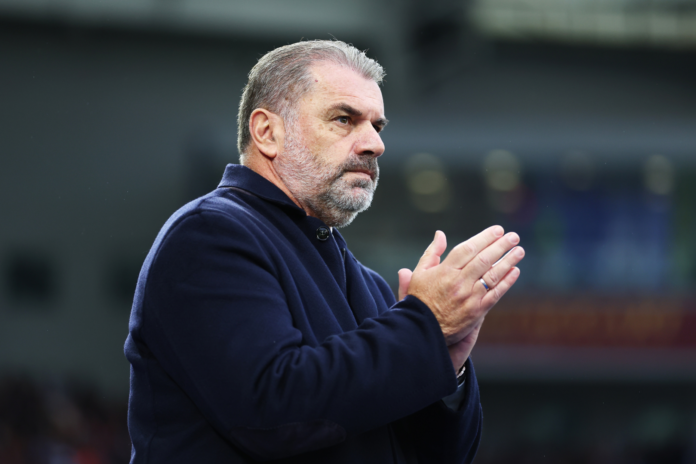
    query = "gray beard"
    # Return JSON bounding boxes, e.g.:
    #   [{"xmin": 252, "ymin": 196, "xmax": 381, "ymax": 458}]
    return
[{"xmin": 276, "ymin": 126, "xmax": 379, "ymax": 228}]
